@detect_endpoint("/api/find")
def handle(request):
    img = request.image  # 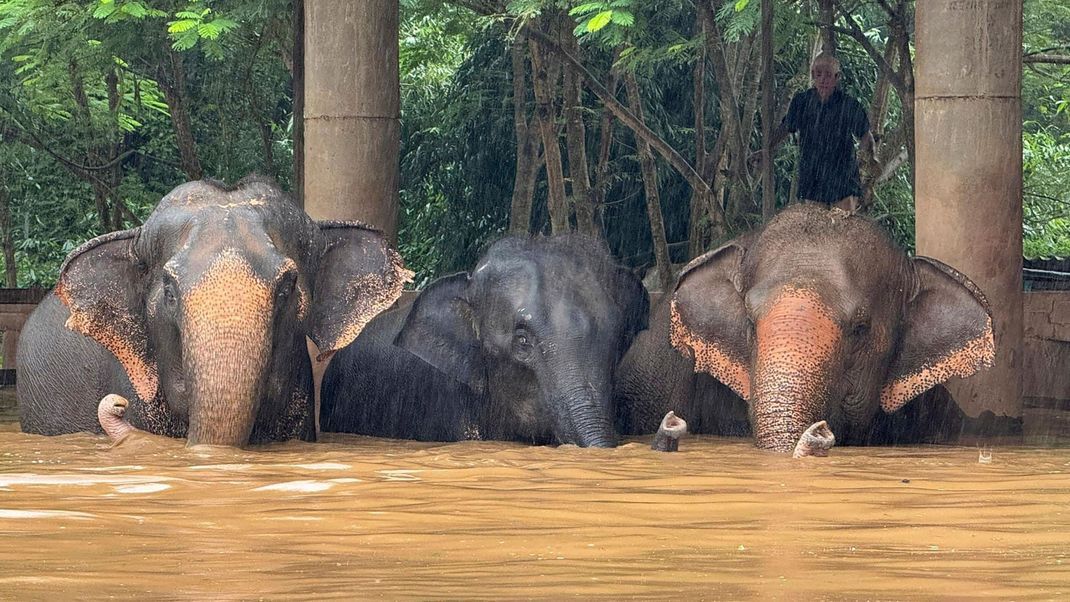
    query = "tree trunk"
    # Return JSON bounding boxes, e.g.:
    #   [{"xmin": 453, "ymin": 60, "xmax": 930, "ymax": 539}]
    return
[
  {"xmin": 0, "ymin": 185, "xmax": 15, "ymax": 287},
  {"xmin": 624, "ymin": 72, "xmax": 672, "ymax": 292},
  {"xmin": 524, "ymin": 27, "xmax": 715, "ymax": 218},
  {"xmin": 867, "ymin": 43, "xmax": 898, "ymax": 140},
  {"xmin": 818, "ymin": 0, "xmax": 836, "ymax": 55},
  {"xmin": 700, "ymin": 7, "xmax": 760, "ymax": 223},
  {"xmin": 896, "ymin": 7, "xmax": 916, "ymax": 193},
  {"xmin": 860, "ymin": 42, "xmax": 898, "ymax": 206},
  {"xmin": 159, "ymin": 48, "xmax": 203, "ymax": 181},
  {"xmin": 105, "ymin": 69, "xmax": 128, "ymax": 230},
  {"xmin": 292, "ymin": 0, "xmax": 305, "ymax": 206},
  {"xmin": 246, "ymin": 74, "xmax": 277, "ymax": 179},
  {"xmin": 760, "ymin": 0, "xmax": 776, "ymax": 221},
  {"xmin": 563, "ymin": 34, "xmax": 595, "ymax": 235},
  {"xmin": 701, "ymin": 7, "xmax": 749, "ymax": 190},
  {"xmin": 726, "ymin": 38, "xmax": 762, "ymax": 222},
  {"xmin": 69, "ymin": 62, "xmax": 112, "ymax": 230},
  {"xmin": 689, "ymin": 12, "xmax": 708, "ymax": 259},
  {"xmin": 590, "ymin": 47, "xmax": 622, "ymax": 232},
  {"xmin": 509, "ymin": 32, "xmax": 539, "ymax": 234},
  {"xmin": 0, "ymin": 183, "xmax": 13, "ymax": 369},
  {"xmin": 528, "ymin": 35, "xmax": 570, "ymax": 234},
  {"xmin": 304, "ymin": 0, "xmax": 400, "ymax": 241},
  {"xmin": 901, "ymin": 89, "xmax": 916, "ymax": 192},
  {"xmin": 715, "ymin": 149, "xmax": 731, "ymax": 223}
]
